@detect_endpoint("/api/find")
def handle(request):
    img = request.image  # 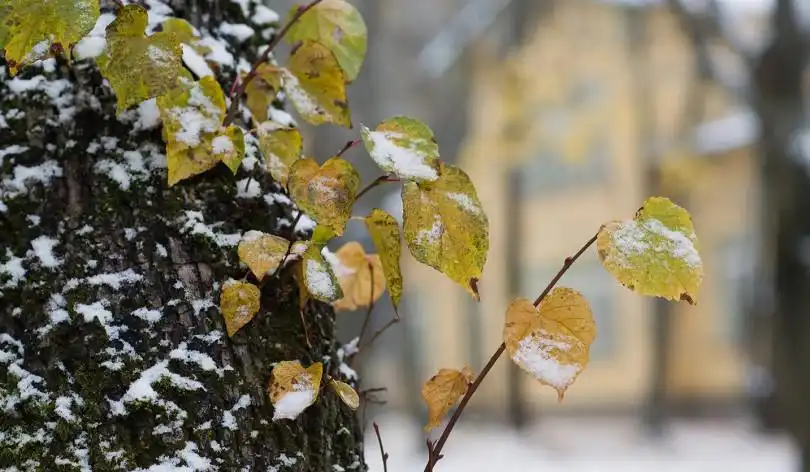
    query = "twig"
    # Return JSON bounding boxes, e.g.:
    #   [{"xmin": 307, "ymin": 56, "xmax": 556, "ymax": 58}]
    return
[
  {"xmin": 424, "ymin": 232, "xmax": 600, "ymax": 471},
  {"xmin": 355, "ymin": 175, "xmax": 399, "ymax": 201},
  {"xmin": 223, "ymin": 0, "xmax": 325, "ymax": 126},
  {"xmin": 358, "ymin": 316, "xmax": 399, "ymax": 353},
  {"xmin": 373, "ymin": 423, "xmax": 389, "ymax": 472},
  {"xmin": 349, "ymin": 263, "xmax": 376, "ymax": 366},
  {"xmin": 272, "ymin": 212, "xmax": 305, "ymax": 278},
  {"xmin": 336, "ymin": 139, "xmax": 361, "ymax": 158},
  {"xmin": 298, "ymin": 305, "xmax": 312, "ymax": 348}
]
